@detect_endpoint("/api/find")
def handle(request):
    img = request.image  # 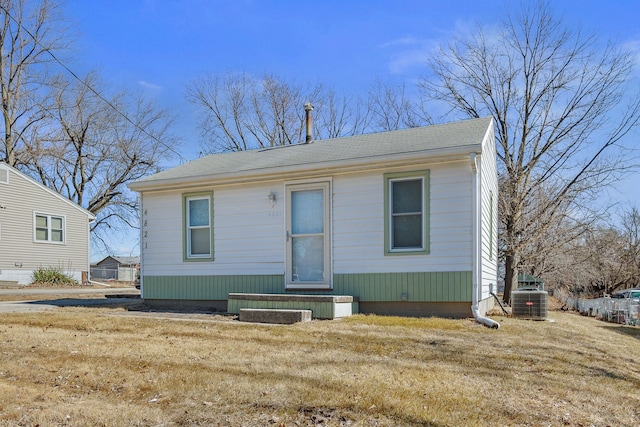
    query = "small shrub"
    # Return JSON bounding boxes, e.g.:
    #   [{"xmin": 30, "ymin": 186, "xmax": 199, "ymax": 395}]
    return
[{"xmin": 31, "ymin": 267, "xmax": 77, "ymax": 286}]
